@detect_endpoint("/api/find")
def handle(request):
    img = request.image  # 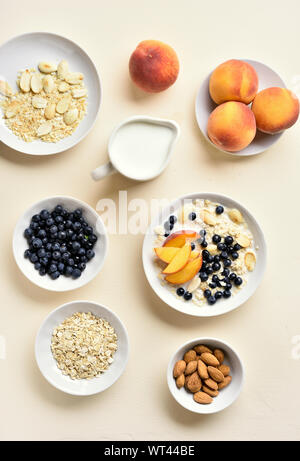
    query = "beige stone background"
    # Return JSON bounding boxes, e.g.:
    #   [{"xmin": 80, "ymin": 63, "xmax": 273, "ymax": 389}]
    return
[{"xmin": 0, "ymin": 0, "xmax": 299, "ymax": 441}]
